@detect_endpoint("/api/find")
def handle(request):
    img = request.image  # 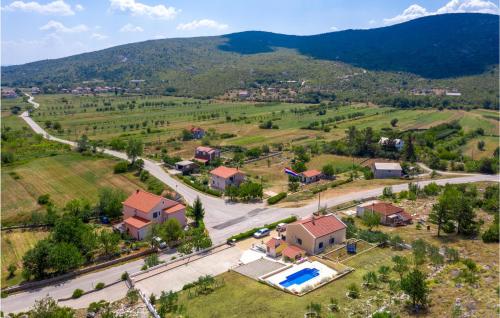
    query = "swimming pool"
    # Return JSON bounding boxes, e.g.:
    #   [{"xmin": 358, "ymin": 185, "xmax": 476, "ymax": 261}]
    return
[{"xmin": 279, "ymin": 268, "xmax": 319, "ymax": 287}]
